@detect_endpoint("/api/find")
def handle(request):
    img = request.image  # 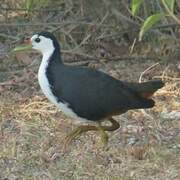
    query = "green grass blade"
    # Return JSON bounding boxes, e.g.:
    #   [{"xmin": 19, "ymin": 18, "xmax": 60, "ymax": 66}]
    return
[
  {"xmin": 131, "ymin": 0, "xmax": 142, "ymax": 16},
  {"xmin": 25, "ymin": 0, "xmax": 34, "ymax": 11},
  {"xmin": 164, "ymin": 0, "xmax": 175, "ymax": 12},
  {"xmin": 139, "ymin": 13, "xmax": 164, "ymax": 41}
]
